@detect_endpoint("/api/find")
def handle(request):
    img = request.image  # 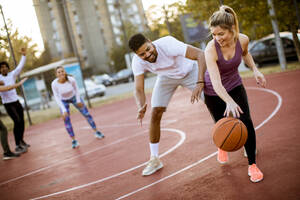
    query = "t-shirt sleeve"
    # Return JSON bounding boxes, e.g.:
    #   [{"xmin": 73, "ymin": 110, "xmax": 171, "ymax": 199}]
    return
[
  {"xmin": 131, "ymin": 55, "xmax": 145, "ymax": 76},
  {"xmin": 158, "ymin": 36, "xmax": 187, "ymax": 57}
]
